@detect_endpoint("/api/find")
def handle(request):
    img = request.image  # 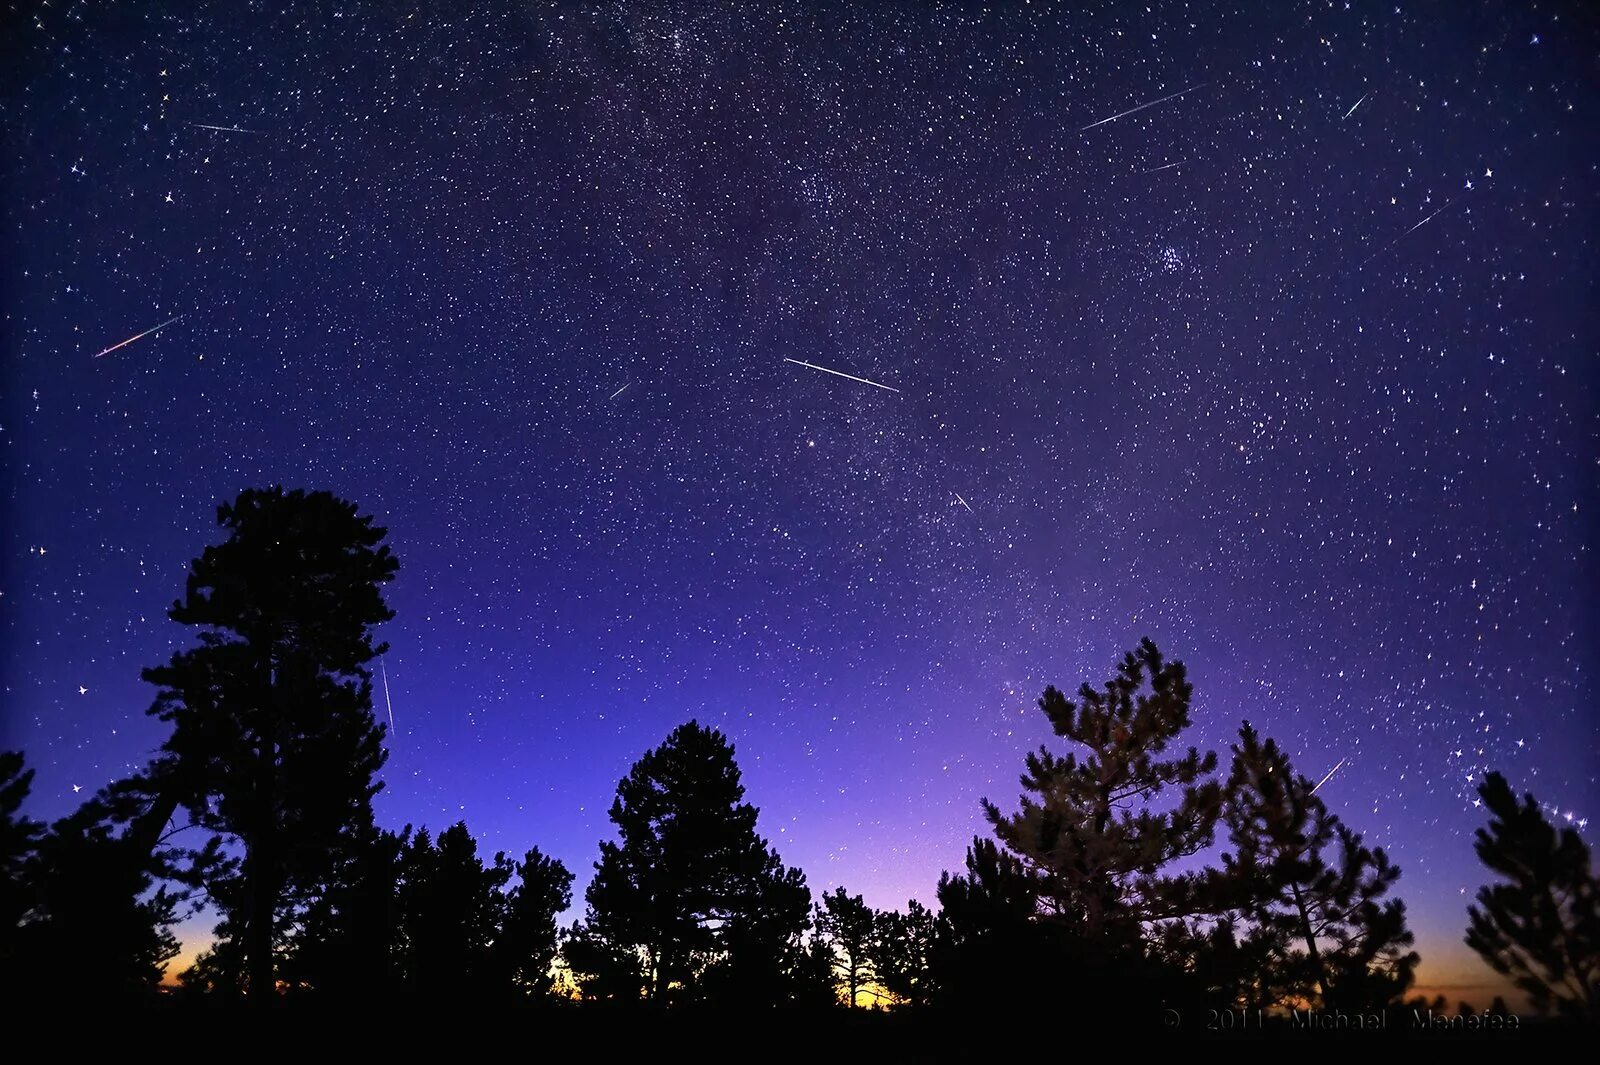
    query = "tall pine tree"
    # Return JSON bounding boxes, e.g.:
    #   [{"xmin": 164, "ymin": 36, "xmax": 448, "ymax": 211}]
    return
[
  {"xmin": 1466, "ymin": 771, "xmax": 1599, "ymax": 1020},
  {"xmin": 1217, "ymin": 723, "xmax": 1417, "ymax": 1012},
  {"xmin": 142, "ymin": 487, "xmax": 398, "ymax": 999}
]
